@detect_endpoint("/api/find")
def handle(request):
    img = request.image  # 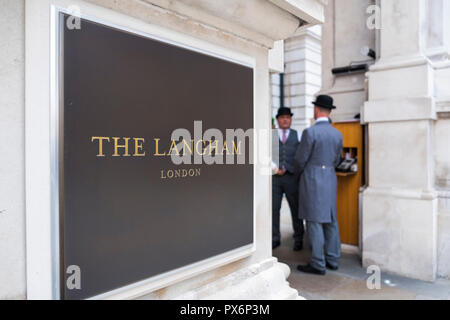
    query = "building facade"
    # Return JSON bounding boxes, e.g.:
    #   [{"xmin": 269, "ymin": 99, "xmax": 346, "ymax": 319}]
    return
[
  {"xmin": 273, "ymin": 0, "xmax": 450, "ymax": 282},
  {"xmin": 0, "ymin": 0, "xmax": 327, "ymax": 299},
  {"xmin": 271, "ymin": 25, "xmax": 322, "ymax": 133},
  {"xmin": 2, "ymin": 0, "xmax": 449, "ymax": 301}
]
